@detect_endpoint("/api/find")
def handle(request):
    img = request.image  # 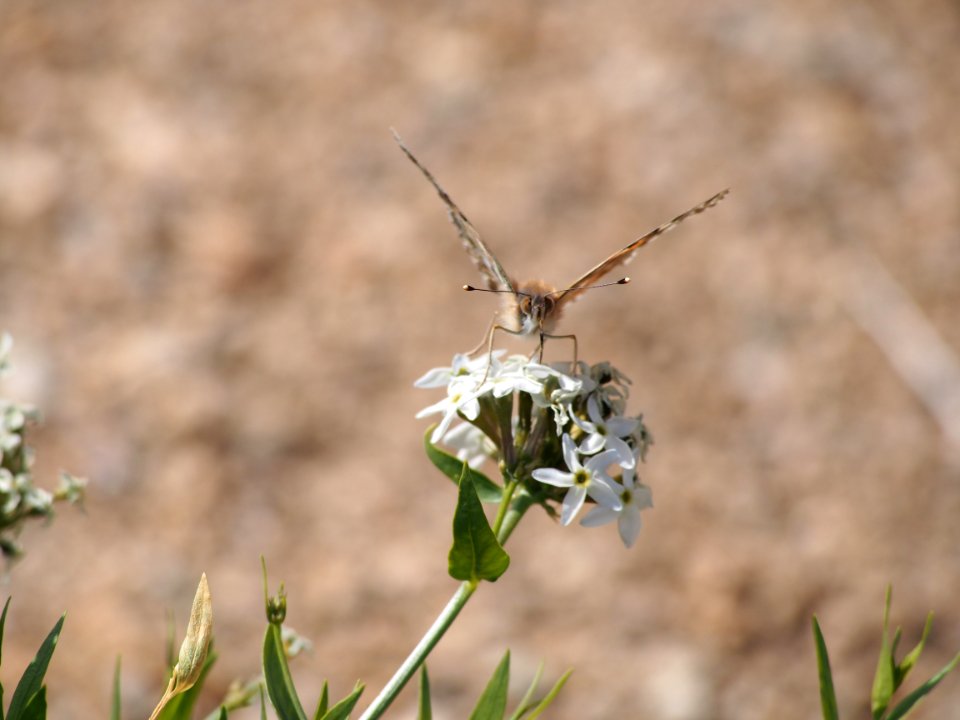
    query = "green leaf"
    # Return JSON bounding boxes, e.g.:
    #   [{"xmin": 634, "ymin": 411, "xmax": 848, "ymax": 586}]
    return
[
  {"xmin": 424, "ymin": 428, "xmax": 502, "ymax": 503},
  {"xmin": 886, "ymin": 650, "xmax": 960, "ymax": 720},
  {"xmin": 154, "ymin": 650, "xmax": 217, "ymax": 720},
  {"xmin": 508, "ymin": 662, "xmax": 543, "ymax": 720},
  {"xmin": 812, "ymin": 617, "xmax": 839, "ymax": 720},
  {"xmin": 469, "ymin": 651, "xmax": 510, "ymax": 720},
  {"xmin": 18, "ymin": 686, "xmax": 45, "ymax": 720},
  {"xmin": 523, "ymin": 669, "xmax": 572, "ymax": 720},
  {"xmin": 111, "ymin": 657, "xmax": 122, "ymax": 720},
  {"xmin": 263, "ymin": 623, "xmax": 307, "ymax": 720},
  {"xmin": 313, "ymin": 682, "xmax": 329, "ymax": 720},
  {"xmin": 871, "ymin": 587, "xmax": 896, "ymax": 719},
  {"xmin": 895, "ymin": 612, "xmax": 933, "ymax": 688},
  {"xmin": 418, "ymin": 666, "xmax": 432, "ymax": 720},
  {"xmin": 6, "ymin": 613, "xmax": 64, "ymax": 720},
  {"xmin": 0, "ymin": 596, "xmax": 11, "ymax": 669},
  {"xmin": 320, "ymin": 682, "xmax": 364, "ymax": 720},
  {"xmin": 219, "ymin": 708, "xmax": 228, "ymax": 720},
  {"xmin": 448, "ymin": 468, "xmax": 510, "ymax": 582}
]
